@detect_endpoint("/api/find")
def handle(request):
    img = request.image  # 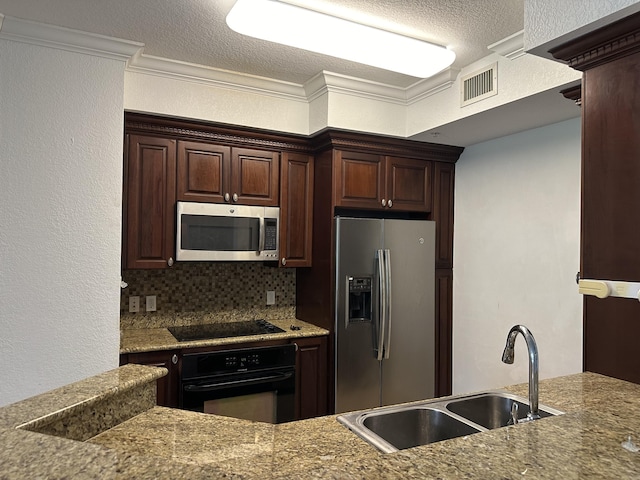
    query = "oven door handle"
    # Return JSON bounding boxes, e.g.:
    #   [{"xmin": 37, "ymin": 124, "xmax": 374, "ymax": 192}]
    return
[{"xmin": 183, "ymin": 371, "xmax": 294, "ymax": 392}]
